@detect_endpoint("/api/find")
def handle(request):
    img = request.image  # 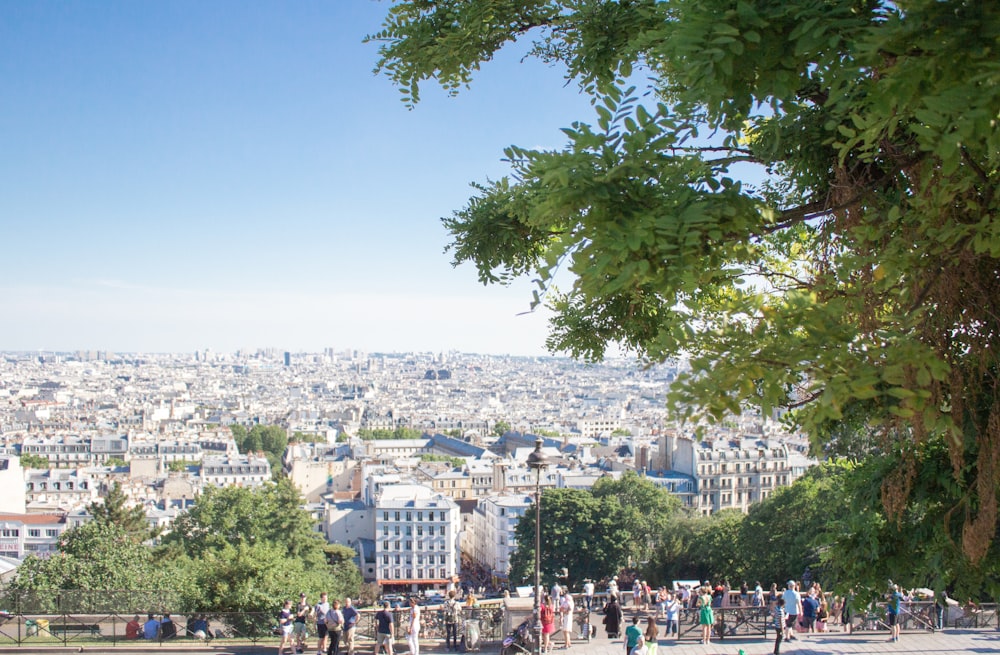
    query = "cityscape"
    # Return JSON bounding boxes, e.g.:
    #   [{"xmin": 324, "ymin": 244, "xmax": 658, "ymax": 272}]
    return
[{"xmin": 0, "ymin": 348, "xmax": 814, "ymax": 590}]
